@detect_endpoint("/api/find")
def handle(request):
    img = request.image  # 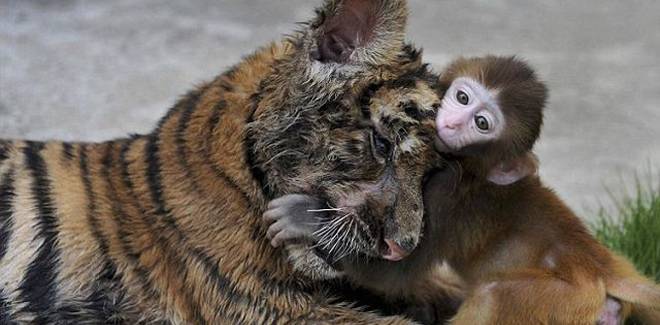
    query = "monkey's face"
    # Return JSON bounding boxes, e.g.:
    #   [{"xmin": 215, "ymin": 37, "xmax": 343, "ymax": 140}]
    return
[
  {"xmin": 435, "ymin": 77, "xmax": 505, "ymax": 155},
  {"xmin": 311, "ymin": 78, "xmax": 442, "ymax": 263},
  {"xmin": 434, "ymin": 56, "xmax": 547, "ymax": 162}
]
